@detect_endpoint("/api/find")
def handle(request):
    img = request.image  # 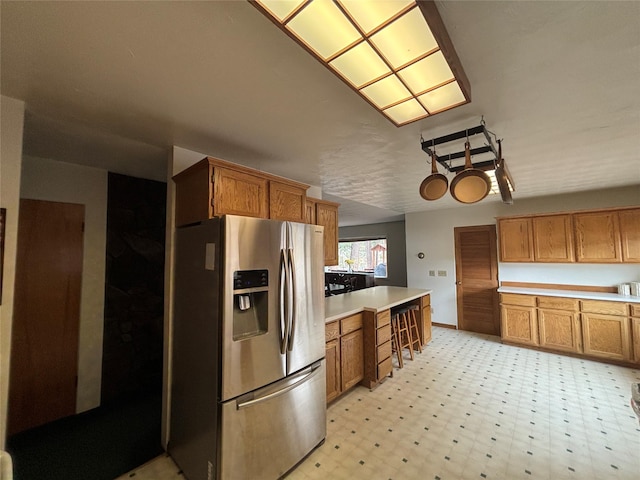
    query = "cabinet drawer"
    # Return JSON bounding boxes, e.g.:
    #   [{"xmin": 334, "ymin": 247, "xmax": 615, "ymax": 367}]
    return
[
  {"xmin": 376, "ymin": 309, "xmax": 391, "ymax": 328},
  {"xmin": 377, "ymin": 324, "xmax": 391, "ymax": 345},
  {"xmin": 377, "ymin": 340, "xmax": 391, "ymax": 362},
  {"xmin": 325, "ymin": 321, "xmax": 339, "ymax": 342},
  {"xmin": 377, "ymin": 356, "xmax": 392, "ymax": 379},
  {"xmin": 580, "ymin": 300, "xmax": 627, "ymax": 316},
  {"xmin": 341, "ymin": 313, "xmax": 363, "ymax": 335},
  {"xmin": 500, "ymin": 293, "xmax": 536, "ymax": 307},
  {"xmin": 630, "ymin": 303, "xmax": 640, "ymax": 317},
  {"xmin": 537, "ymin": 296, "xmax": 579, "ymax": 311}
]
